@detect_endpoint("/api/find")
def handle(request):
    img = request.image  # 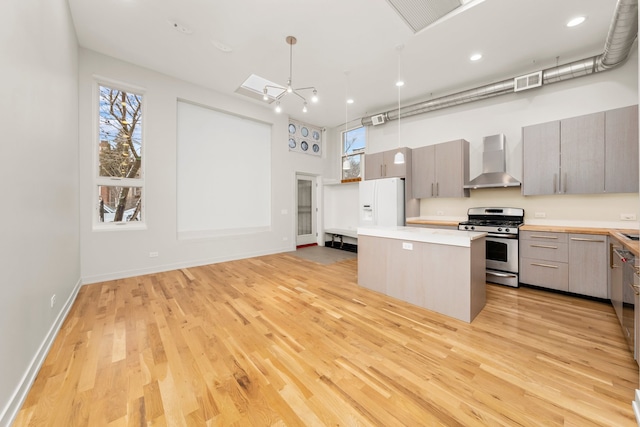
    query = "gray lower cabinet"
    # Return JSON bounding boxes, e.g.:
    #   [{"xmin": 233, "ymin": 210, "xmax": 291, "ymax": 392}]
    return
[
  {"xmin": 568, "ymin": 234, "xmax": 608, "ymax": 298},
  {"xmin": 520, "ymin": 231, "xmax": 569, "ymax": 291},
  {"xmin": 522, "ymin": 105, "xmax": 638, "ymax": 195},
  {"xmin": 411, "ymin": 139, "xmax": 469, "ymax": 198},
  {"xmin": 520, "ymin": 230, "xmax": 608, "ymax": 298}
]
